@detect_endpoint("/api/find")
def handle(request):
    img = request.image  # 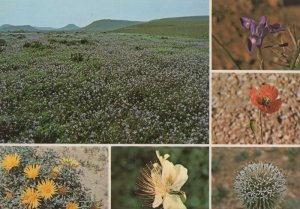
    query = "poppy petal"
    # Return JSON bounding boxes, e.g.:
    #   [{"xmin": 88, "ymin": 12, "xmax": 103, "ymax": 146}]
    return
[
  {"xmin": 259, "ymin": 84, "xmax": 278, "ymax": 101},
  {"xmin": 250, "ymin": 88, "xmax": 259, "ymax": 106},
  {"xmin": 267, "ymin": 99, "xmax": 282, "ymax": 113}
]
